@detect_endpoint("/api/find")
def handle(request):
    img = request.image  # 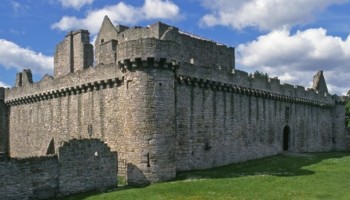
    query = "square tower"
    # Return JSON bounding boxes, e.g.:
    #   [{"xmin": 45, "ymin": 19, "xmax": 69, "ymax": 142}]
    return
[{"xmin": 54, "ymin": 30, "xmax": 94, "ymax": 78}]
